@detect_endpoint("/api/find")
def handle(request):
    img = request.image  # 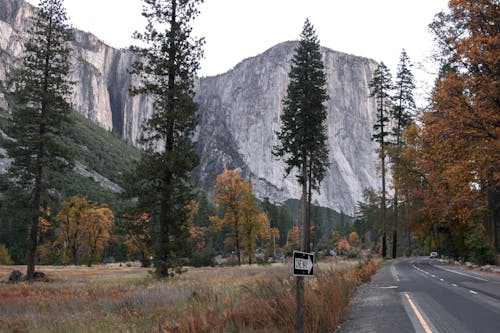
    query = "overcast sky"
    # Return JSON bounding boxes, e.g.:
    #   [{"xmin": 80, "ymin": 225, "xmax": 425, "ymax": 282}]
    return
[{"xmin": 26, "ymin": 0, "xmax": 450, "ymax": 103}]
